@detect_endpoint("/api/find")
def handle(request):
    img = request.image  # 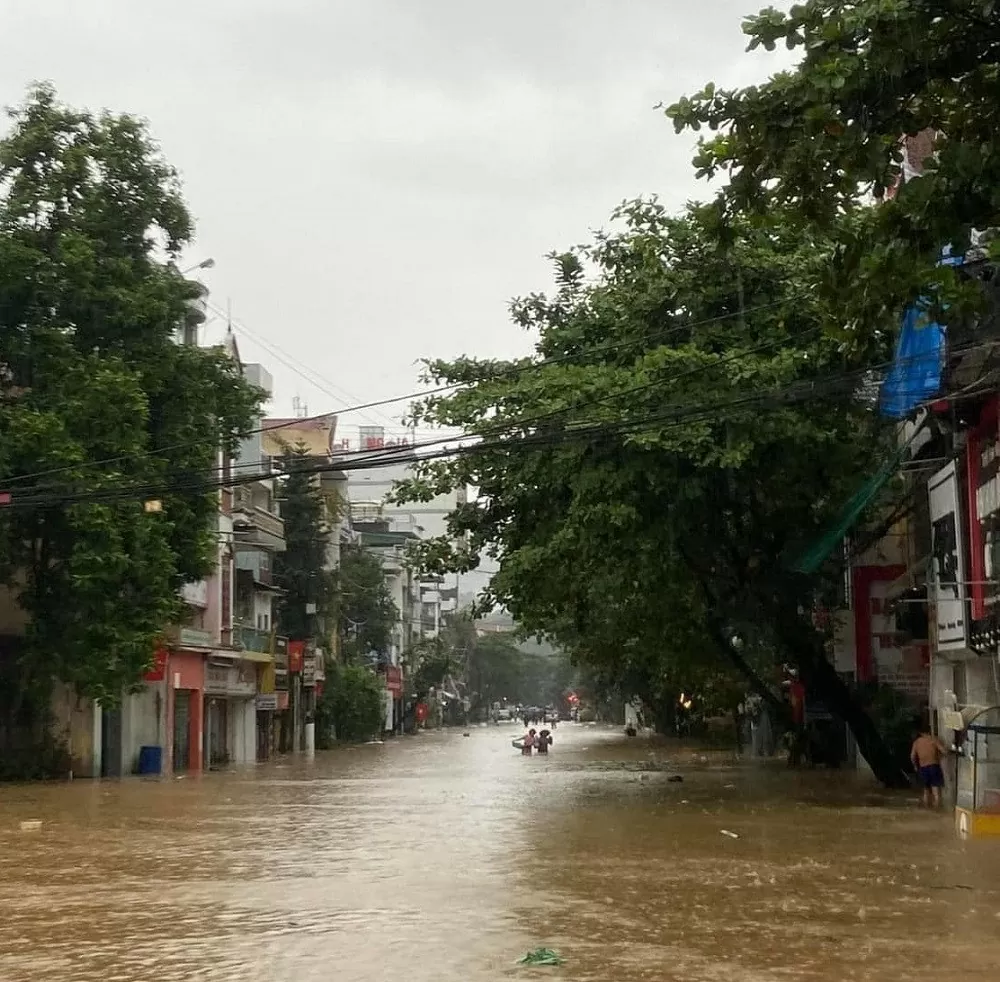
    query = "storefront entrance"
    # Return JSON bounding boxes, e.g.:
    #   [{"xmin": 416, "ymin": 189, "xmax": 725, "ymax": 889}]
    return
[{"xmin": 205, "ymin": 697, "xmax": 229, "ymax": 767}]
